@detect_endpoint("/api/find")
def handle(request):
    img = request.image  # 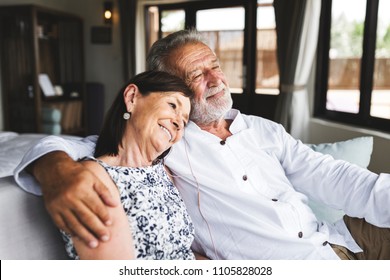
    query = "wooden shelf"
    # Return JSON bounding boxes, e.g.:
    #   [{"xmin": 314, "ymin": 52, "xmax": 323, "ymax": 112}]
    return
[{"xmin": 0, "ymin": 5, "xmax": 86, "ymax": 136}]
